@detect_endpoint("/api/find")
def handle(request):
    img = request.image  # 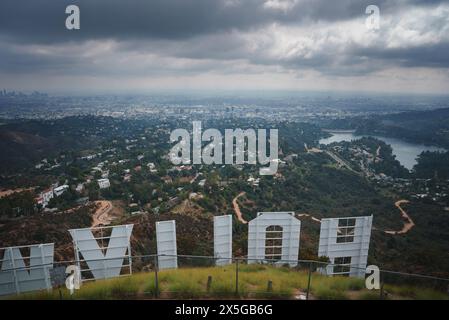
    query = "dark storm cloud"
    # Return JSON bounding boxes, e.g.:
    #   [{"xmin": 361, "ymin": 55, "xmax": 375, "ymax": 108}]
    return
[
  {"xmin": 410, "ymin": 0, "xmax": 449, "ymax": 6},
  {"xmin": 0, "ymin": 0, "xmax": 449, "ymax": 90},
  {"xmin": 0, "ymin": 0, "xmax": 398, "ymax": 44},
  {"xmin": 353, "ymin": 42, "xmax": 449, "ymax": 69},
  {"xmin": 0, "ymin": 42, "xmax": 95, "ymax": 75}
]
